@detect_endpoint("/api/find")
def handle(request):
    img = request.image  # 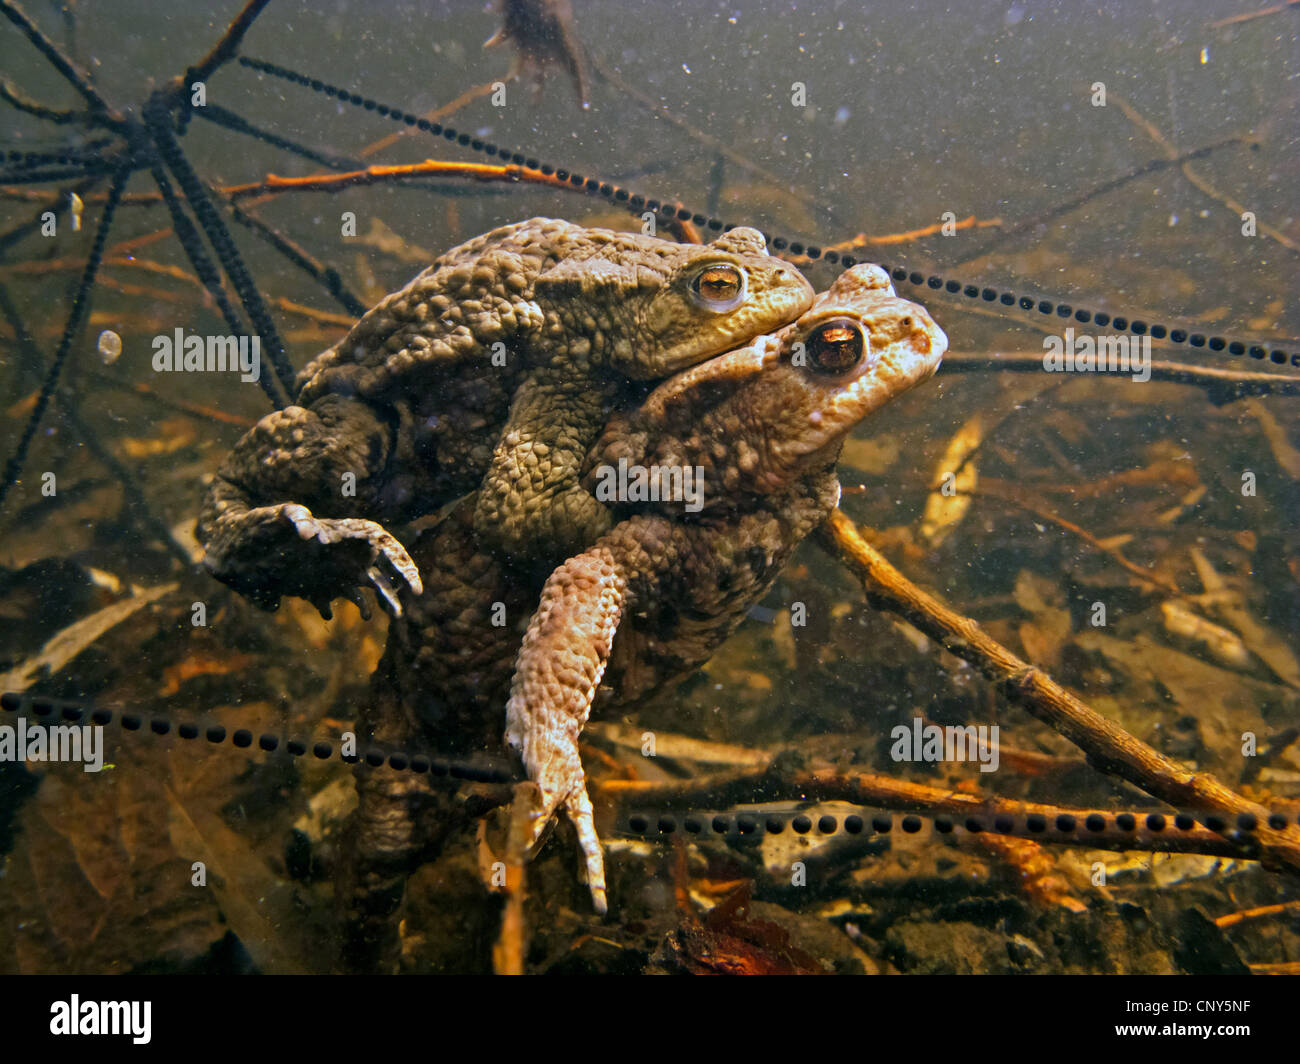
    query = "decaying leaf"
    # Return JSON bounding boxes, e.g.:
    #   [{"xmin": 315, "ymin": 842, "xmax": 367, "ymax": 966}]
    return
[
  {"xmin": 1161, "ymin": 599, "xmax": 1253, "ymax": 672},
  {"xmin": 119, "ymin": 418, "xmax": 198, "ymax": 459},
  {"xmin": 979, "ymin": 834, "xmax": 1087, "ymax": 912},
  {"xmin": 158, "ymin": 651, "xmax": 257, "ymax": 696},
  {"xmin": 1187, "ymin": 548, "xmax": 1300, "ymax": 690},
  {"xmin": 921, "ymin": 414, "xmax": 982, "ymax": 545},
  {"xmin": 1245, "ymin": 399, "xmax": 1300, "ymax": 478},
  {"xmin": 0, "ymin": 582, "xmax": 177, "ymax": 693},
  {"xmin": 656, "ymin": 884, "xmax": 830, "ymax": 975},
  {"xmin": 0, "ymin": 710, "xmax": 329, "ymax": 974},
  {"xmin": 1014, "ymin": 569, "xmax": 1071, "ymax": 668},
  {"xmin": 0, "ymin": 761, "xmax": 224, "ymax": 973},
  {"xmin": 839, "ymin": 435, "xmax": 901, "ymax": 475},
  {"xmin": 164, "ymin": 780, "xmax": 309, "ymax": 975},
  {"xmin": 355, "ymin": 217, "xmax": 436, "ymax": 265}
]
